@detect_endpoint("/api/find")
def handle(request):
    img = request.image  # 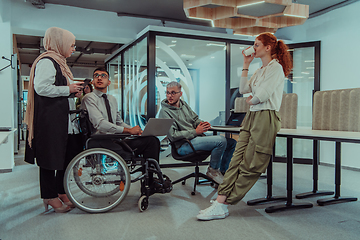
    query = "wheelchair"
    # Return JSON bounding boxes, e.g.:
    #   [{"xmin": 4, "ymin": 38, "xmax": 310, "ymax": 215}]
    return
[{"xmin": 64, "ymin": 110, "xmax": 172, "ymax": 213}]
